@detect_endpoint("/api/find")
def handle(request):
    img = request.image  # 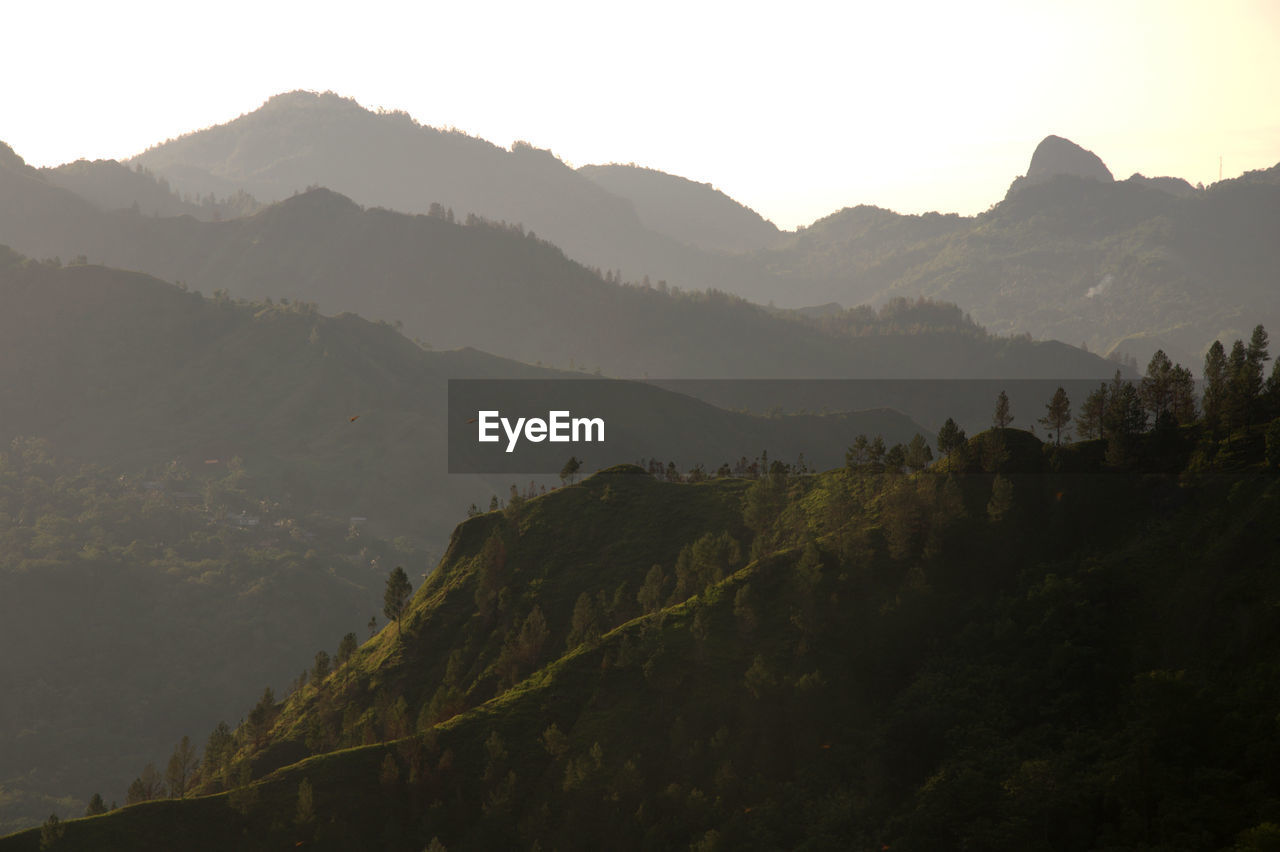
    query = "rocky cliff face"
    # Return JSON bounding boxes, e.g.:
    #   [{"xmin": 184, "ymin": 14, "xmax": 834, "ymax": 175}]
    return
[{"xmin": 1007, "ymin": 134, "xmax": 1114, "ymax": 195}]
